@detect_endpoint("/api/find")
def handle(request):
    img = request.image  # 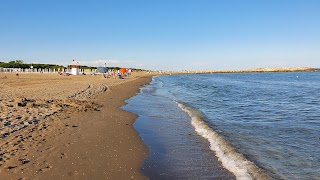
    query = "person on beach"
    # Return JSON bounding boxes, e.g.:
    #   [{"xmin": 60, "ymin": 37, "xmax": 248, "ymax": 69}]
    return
[
  {"xmin": 112, "ymin": 70, "xmax": 116, "ymax": 79},
  {"xmin": 16, "ymin": 72, "xmax": 19, "ymax": 78},
  {"xmin": 127, "ymin": 69, "xmax": 132, "ymax": 76},
  {"xmin": 118, "ymin": 72, "xmax": 124, "ymax": 79}
]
